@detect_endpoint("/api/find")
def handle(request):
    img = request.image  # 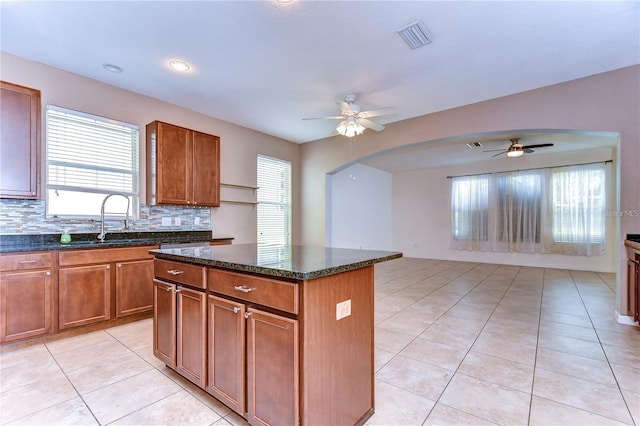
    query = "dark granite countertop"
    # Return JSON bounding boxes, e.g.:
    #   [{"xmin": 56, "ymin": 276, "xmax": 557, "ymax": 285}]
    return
[
  {"xmin": 151, "ymin": 244, "xmax": 402, "ymax": 280},
  {"xmin": 0, "ymin": 231, "xmax": 233, "ymax": 253}
]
